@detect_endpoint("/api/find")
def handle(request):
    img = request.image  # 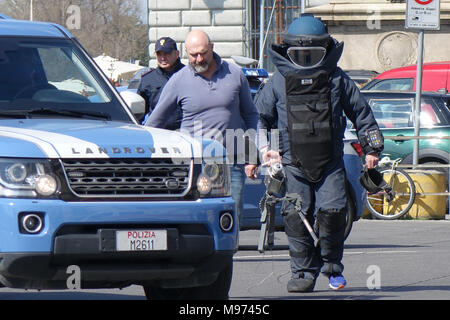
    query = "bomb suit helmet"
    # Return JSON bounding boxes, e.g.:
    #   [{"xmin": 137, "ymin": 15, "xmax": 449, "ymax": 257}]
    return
[{"xmin": 283, "ymin": 14, "xmax": 332, "ymax": 69}]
